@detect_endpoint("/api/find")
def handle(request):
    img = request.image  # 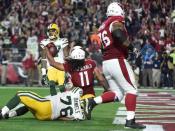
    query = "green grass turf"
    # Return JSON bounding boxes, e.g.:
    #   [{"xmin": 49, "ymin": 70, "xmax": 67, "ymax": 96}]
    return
[
  {"xmin": 2, "ymin": 86, "xmax": 172, "ymax": 131},
  {"xmin": 0, "ymin": 86, "xmax": 136, "ymax": 131}
]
